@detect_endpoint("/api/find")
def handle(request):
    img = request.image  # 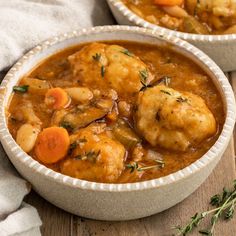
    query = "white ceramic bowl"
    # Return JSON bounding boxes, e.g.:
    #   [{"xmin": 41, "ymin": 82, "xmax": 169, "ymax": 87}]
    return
[
  {"xmin": 0, "ymin": 26, "xmax": 235, "ymax": 221},
  {"xmin": 107, "ymin": 0, "xmax": 236, "ymax": 72}
]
